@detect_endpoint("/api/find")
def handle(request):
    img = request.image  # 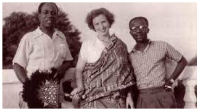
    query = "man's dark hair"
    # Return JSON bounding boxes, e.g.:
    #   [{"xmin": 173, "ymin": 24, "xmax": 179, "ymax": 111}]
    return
[
  {"xmin": 129, "ymin": 16, "xmax": 149, "ymax": 29},
  {"xmin": 38, "ymin": 2, "xmax": 59, "ymax": 14}
]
